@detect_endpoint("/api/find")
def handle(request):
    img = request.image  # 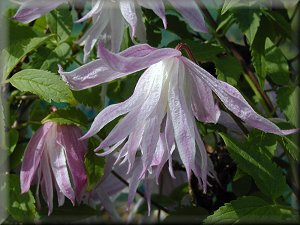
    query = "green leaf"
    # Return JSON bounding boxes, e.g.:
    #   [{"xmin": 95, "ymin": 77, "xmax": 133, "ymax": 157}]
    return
[
  {"xmin": 247, "ymin": 130, "xmax": 277, "ymax": 158},
  {"xmin": 72, "ymin": 86, "xmax": 102, "ymax": 108},
  {"xmin": 264, "ymin": 38, "xmax": 289, "ymax": 85},
  {"xmin": 84, "ymin": 139, "xmax": 105, "ymax": 191},
  {"xmin": 40, "ymin": 43, "xmax": 72, "ymax": 72},
  {"xmin": 7, "ymin": 174, "xmax": 39, "ymax": 222},
  {"xmin": 262, "ymin": 10, "xmax": 292, "ymax": 39},
  {"xmin": 41, "ymin": 108, "xmax": 88, "ymax": 127},
  {"xmin": 9, "ymin": 129, "xmax": 19, "ymax": 155},
  {"xmin": 233, "ymin": 8, "xmax": 261, "ymax": 45},
  {"xmin": 221, "ymin": 0, "xmax": 241, "ymax": 15},
  {"xmin": 281, "ymin": 136, "xmax": 299, "ymax": 162},
  {"xmin": 9, "ymin": 69, "xmax": 76, "ymax": 105},
  {"xmin": 2, "ymin": 22, "xmax": 53, "ymax": 80},
  {"xmin": 204, "ymin": 196, "xmax": 295, "ymax": 224},
  {"xmin": 277, "ymin": 86, "xmax": 299, "ymax": 127},
  {"xmin": 214, "ymin": 55, "xmax": 243, "ymax": 86},
  {"xmin": 46, "ymin": 6, "xmax": 73, "ymax": 42},
  {"xmin": 220, "ymin": 133, "xmax": 286, "ymax": 199}
]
